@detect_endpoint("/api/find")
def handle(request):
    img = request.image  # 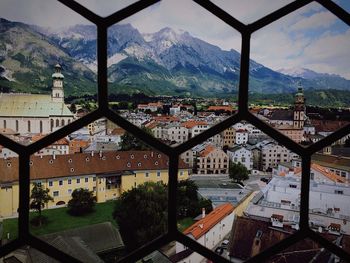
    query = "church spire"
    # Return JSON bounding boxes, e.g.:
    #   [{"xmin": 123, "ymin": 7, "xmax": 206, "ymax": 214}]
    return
[
  {"xmin": 293, "ymin": 82, "xmax": 305, "ymax": 129},
  {"xmin": 51, "ymin": 64, "xmax": 65, "ymax": 103}
]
